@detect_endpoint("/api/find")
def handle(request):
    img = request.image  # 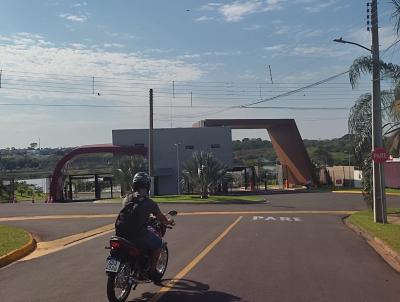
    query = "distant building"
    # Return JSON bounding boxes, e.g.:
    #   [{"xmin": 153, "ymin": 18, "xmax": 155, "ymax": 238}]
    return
[
  {"xmin": 385, "ymin": 160, "xmax": 400, "ymax": 189},
  {"xmin": 321, "ymin": 166, "xmax": 360, "ymax": 188},
  {"xmin": 112, "ymin": 127, "xmax": 232, "ymax": 195}
]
